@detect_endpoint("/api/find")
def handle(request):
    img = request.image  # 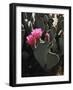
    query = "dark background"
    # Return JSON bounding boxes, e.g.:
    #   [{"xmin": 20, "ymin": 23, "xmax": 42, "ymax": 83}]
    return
[{"xmin": 21, "ymin": 12, "xmax": 64, "ymax": 77}]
